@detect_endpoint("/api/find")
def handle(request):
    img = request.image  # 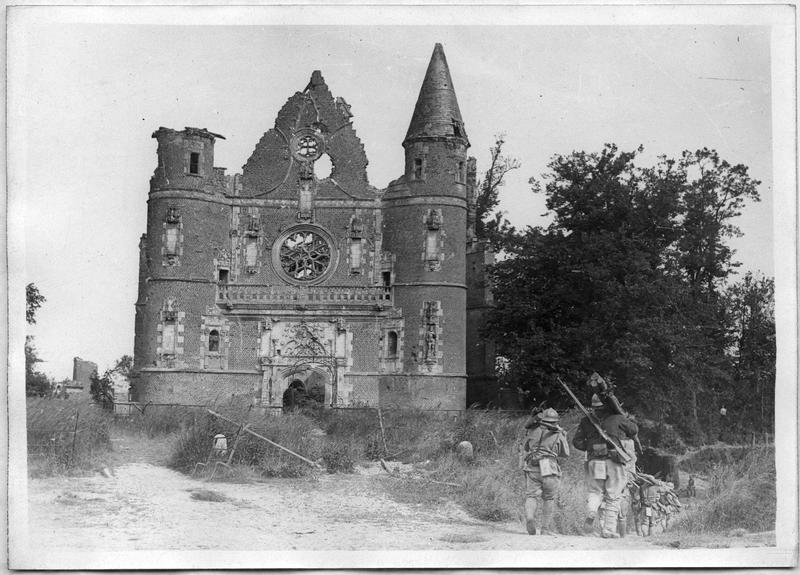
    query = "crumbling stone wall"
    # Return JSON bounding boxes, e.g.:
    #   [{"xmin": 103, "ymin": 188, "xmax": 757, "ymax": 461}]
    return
[{"xmin": 133, "ymin": 46, "xmax": 489, "ymax": 410}]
